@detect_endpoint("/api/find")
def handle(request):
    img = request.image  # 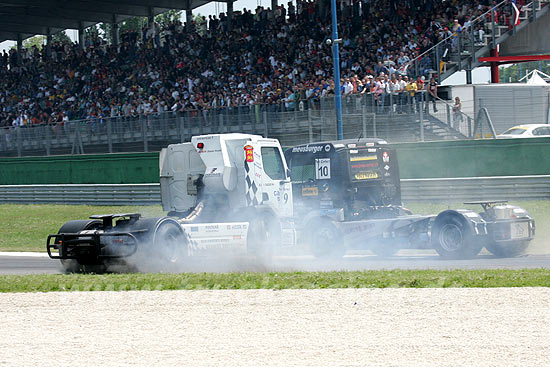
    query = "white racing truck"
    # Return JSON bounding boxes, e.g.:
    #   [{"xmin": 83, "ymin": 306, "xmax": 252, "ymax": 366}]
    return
[{"xmin": 47, "ymin": 133, "xmax": 535, "ymax": 272}]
